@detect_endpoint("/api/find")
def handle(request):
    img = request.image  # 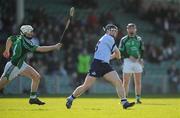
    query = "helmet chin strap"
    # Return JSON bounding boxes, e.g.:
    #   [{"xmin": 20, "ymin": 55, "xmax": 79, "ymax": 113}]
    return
[
  {"xmin": 25, "ymin": 35, "xmax": 33, "ymax": 40},
  {"xmin": 108, "ymin": 29, "xmax": 117, "ymax": 38},
  {"xmin": 109, "ymin": 34, "xmax": 115, "ymax": 38}
]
